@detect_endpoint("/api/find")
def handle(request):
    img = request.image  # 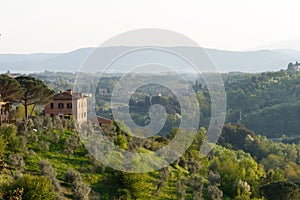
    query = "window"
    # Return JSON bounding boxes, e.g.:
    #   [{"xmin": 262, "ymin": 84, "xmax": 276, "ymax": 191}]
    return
[
  {"xmin": 50, "ymin": 103, "xmax": 54, "ymax": 109},
  {"xmin": 67, "ymin": 103, "xmax": 72, "ymax": 109},
  {"xmin": 58, "ymin": 103, "xmax": 64, "ymax": 109},
  {"xmin": 84, "ymin": 112, "xmax": 86, "ymax": 117}
]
